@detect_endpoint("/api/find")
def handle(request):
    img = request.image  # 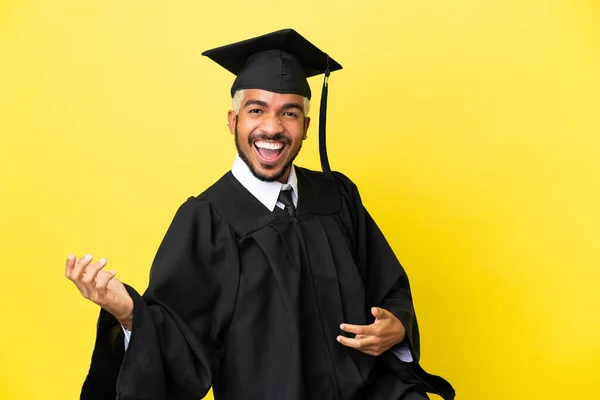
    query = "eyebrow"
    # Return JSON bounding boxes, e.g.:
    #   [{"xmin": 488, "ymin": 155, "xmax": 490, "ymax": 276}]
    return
[
  {"xmin": 244, "ymin": 99, "xmax": 268, "ymax": 108},
  {"xmin": 280, "ymin": 103, "xmax": 304, "ymax": 113},
  {"xmin": 243, "ymin": 100, "xmax": 304, "ymax": 113}
]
